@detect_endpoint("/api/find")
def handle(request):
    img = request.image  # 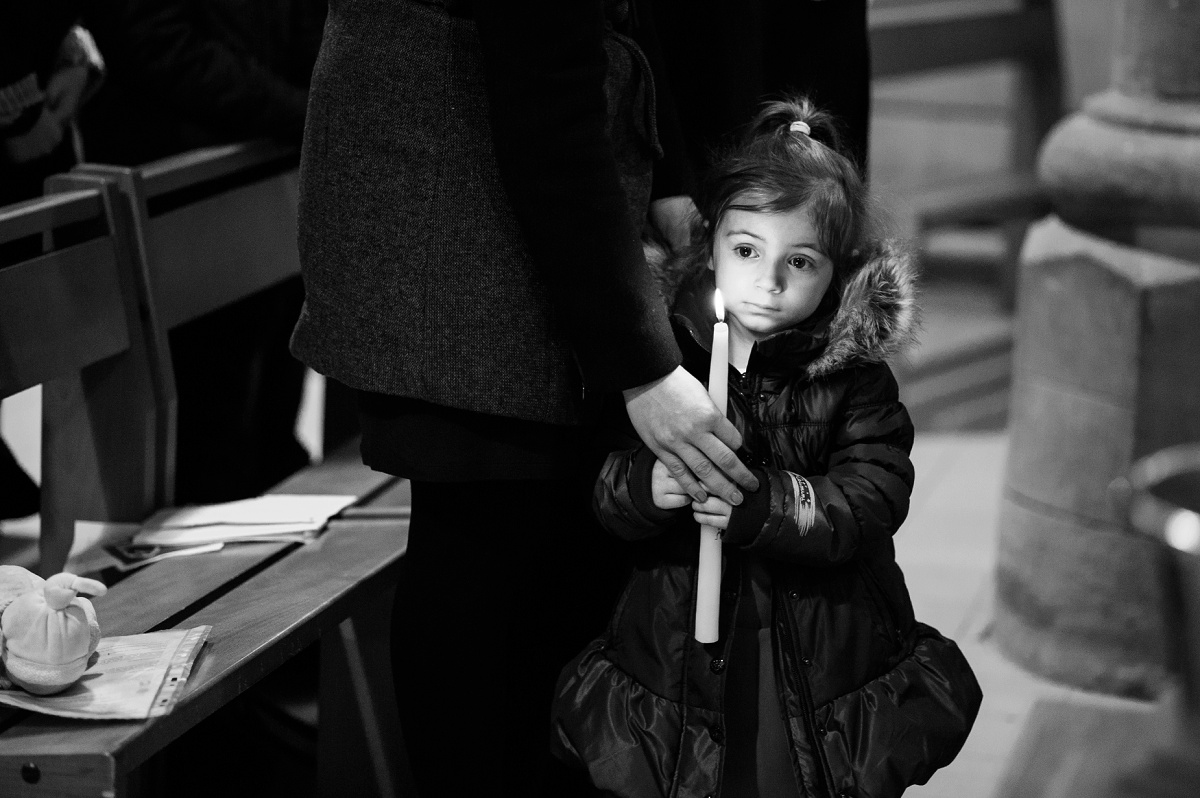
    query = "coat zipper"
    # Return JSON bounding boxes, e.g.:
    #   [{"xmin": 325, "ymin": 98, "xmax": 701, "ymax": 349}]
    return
[{"xmin": 778, "ymin": 595, "xmax": 838, "ymax": 797}]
